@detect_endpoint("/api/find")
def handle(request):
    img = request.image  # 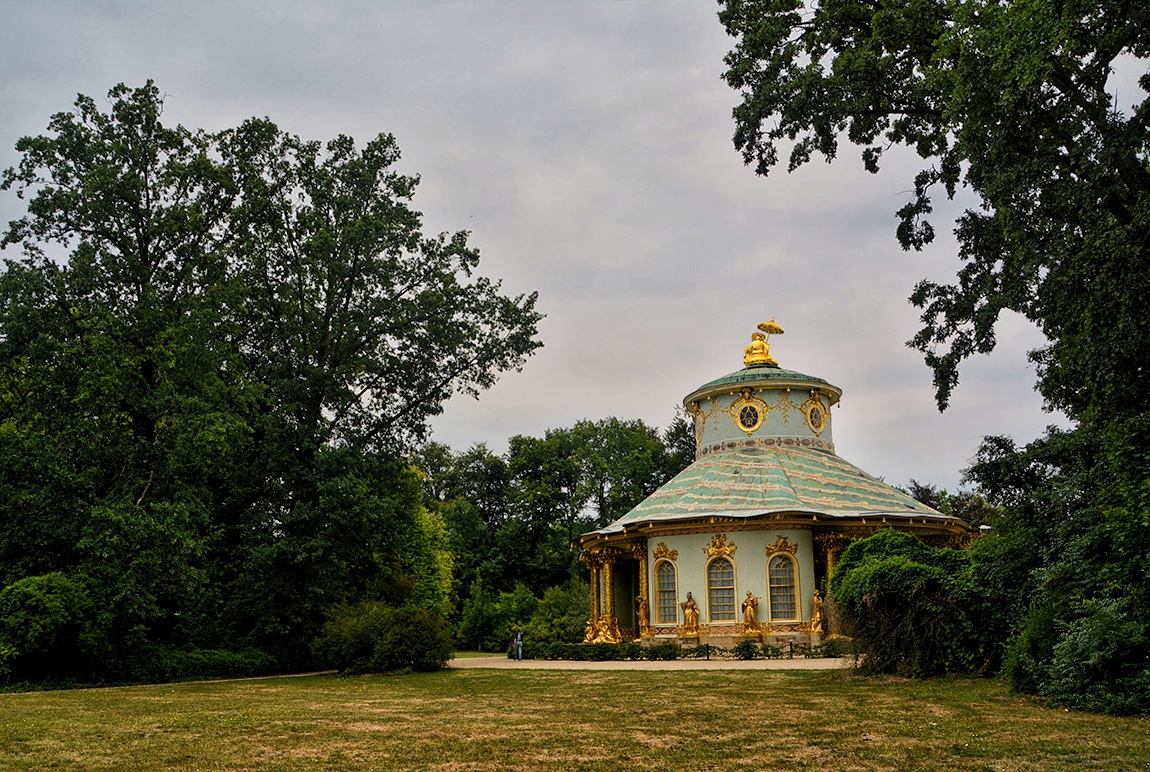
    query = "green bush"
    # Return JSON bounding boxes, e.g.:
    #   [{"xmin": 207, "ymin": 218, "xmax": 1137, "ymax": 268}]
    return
[
  {"xmin": 832, "ymin": 531, "xmax": 981, "ymax": 677},
  {"xmin": 682, "ymin": 644, "xmax": 729, "ymax": 659},
  {"xmin": 1007, "ymin": 597, "xmax": 1150, "ymax": 715},
  {"xmin": 312, "ymin": 601, "xmax": 452, "ymax": 674},
  {"xmin": 761, "ymin": 642, "xmax": 787, "ymax": 659},
  {"xmin": 733, "ymin": 639, "xmax": 761, "ymax": 660},
  {"xmin": 522, "ymin": 580, "xmax": 590, "ymax": 645},
  {"xmin": 122, "ymin": 645, "xmax": 278, "ymax": 683},
  {"xmin": 0, "ymin": 573, "xmax": 104, "ymax": 684},
  {"xmin": 646, "ymin": 641, "xmax": 681, "ymax": 660},
  {"xmin": 514, "ymin": 641, "xmax": 678, "ymax": 661},
  {"xmin": 807, "ymin": 638, "xmax": 857, "ymax": 659}
]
